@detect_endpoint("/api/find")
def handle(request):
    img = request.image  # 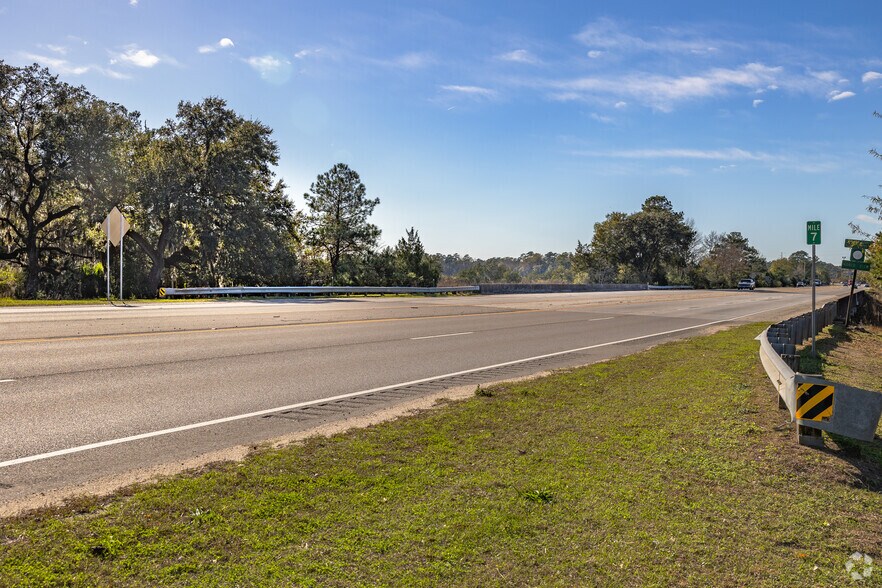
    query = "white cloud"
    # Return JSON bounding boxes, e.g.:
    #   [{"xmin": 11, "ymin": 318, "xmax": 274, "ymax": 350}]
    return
[
  {"xmin": 294, "ymin": 48, "xmax": 321, "ymax": 59},
  {"xmin": 20, "ymin": 53, "xmax": 89, "ymax": 75},
  {"xmin": 550, "ymin": 62, "xmax": 783, "ymax": 111},
  {"xmin": 111, "ymin": 47, "xmax": 160, "ymax": 68},
  {"xmin": 441, "ymin": 85, "xmax": 497, "ymax": 98},
  {"xmin": 392, "ymin": 52, "xmax": 433, "ymax": 69},
  {"xmin": 41, "ymin": 44, "xmax": 67, "ymax": 55},
  {"xmin": 572, "ymin": 146, "xmax": 840, "ymax": 174},
  {"xmin": 246, "ymin": 54, "xmax": 292, "ymax": 83},
  {"xmin": 574, "ymin": 17, "xmax": 721, "ymax": 55},
  {"xmin": 614, "ymin": 101, "xmax": 627, "ymax": 109},
  {"xmin": 579, "ymin": 147, "xmax": 768, "ymax": 161},
  {"xmin": 753, "ymin": 99, "xmax": 764, "ymax": 108},
  {"xmin": 855, "ymin": 213, "xmax": 882, "ymax": 226},
  {"xmin": 863, "ymin": 71, "xmax": 882, "ymax": 83},
  {"xmin": 198, "ymin": 38, "xmax": 235, "ymax": 54},
  {"xmin": 828, "ymin": 90, "xmax": 855, "ymax": 101},
  {"xmin": 590, "ymin": 112, "xmax": 614, "ymax": 124},
  {"xmin": 587, "ymin": 50, "xmax": 604, "ymax": 59},
  {"xmin": 129, "ymin": 0, "xmax": 138, "ymax": 5},
  {"xmin": 20, "ymin": 52, "xmax": 129, "ymax": 79},
  {"xmin": 498, "ymin": 49, "xmax": 539, "ymax": 65},
  {"xmin": 810, "ymin": 70, "xmax": 840, "ymax": 84},
  {"xmin": 659, "ymin": 166, "xmax": 692, "ymax": 176}
]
